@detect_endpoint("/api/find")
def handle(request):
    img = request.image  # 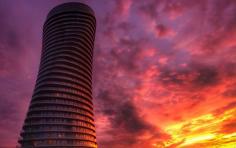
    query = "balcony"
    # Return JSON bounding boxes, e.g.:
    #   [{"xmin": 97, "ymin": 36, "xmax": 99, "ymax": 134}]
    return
[
  {"xmin": 31, "ymin": 93, "xmax": 93, "ymax": 109},
  {"xmin": 35, "ymin": 81, "xmax": 92, "ymax": 97}
]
